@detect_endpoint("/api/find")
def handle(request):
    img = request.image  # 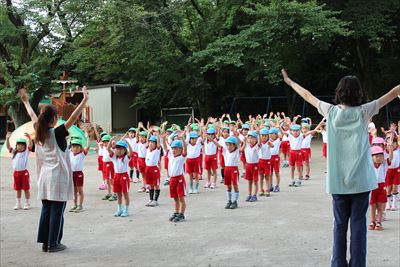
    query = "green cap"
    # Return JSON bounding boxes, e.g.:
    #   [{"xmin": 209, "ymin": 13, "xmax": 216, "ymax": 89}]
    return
[
  {"xmin": 100, "ymin": 131, "xmax": 108, "ymax": 137},
  {"xmin": 128, "ymin": 127, "xmax": 136, "ymax": 132},
  {"xmin": 229, "ymin": 120, "xmax": 236, "ymax": 125},
  {"xmin": 223, "ymin": 120, "xmax": 229, "ymax": 124},
  {"xmin": 192, "ymin": 126, "xmax": 200, "ymax": 131},
  {"xmin": 208, "ymin": 124, "xmax": 215, "ymax": 129},
  {"xmin": 70, "ymin": 134, "xmax": 82, "ymax": 140},
  {"xmin": 166, "ymin": 127, "xmax": 174, "ymax": 132},
  {"xmin": 101, "ymin": 135, "xmax": 112, "ymax": 142},
  {"xmin": 139, "ymin": 131, "xmax": 148, "ymax": 137},
  {"xmin": 71, "ymin": 139, "xmax": 83, "ymax": 146},
  {"xmin": 16, "ymin": 138, "xmax": 27, "ymax": 144},
  {"xmin": 190, "ymin": 123, "xmax": 198, "ymax": 129}
]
